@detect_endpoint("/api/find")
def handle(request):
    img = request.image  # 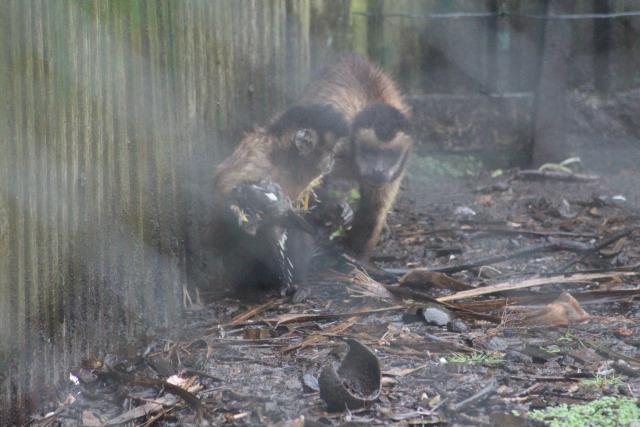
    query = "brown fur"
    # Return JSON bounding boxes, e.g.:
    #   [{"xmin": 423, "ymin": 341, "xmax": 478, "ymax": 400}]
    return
[
  {"xmin": 301, "ymin": 54, "xmax": 411, "ymax": 121},
  {"xmin": 213, "ymin": 128, "xmax": 313, "ymax": 200},
  {"xmin": 301, "ymin": 54, "xmax": 413, "ymax": 259},
  {"xmin": 213, "ymin": 103, "xmax": 347, "ymax": 202},
  {"xmin": 207, "ymin": 105, "xmax": 348, "ymax": 293}
]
